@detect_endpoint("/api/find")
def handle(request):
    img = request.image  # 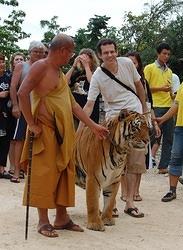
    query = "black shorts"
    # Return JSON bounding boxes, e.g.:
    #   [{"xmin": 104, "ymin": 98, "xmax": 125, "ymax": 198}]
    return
[{"xmin": 13, "ymin": 114, "xmax": 27, "ymax": 140}]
